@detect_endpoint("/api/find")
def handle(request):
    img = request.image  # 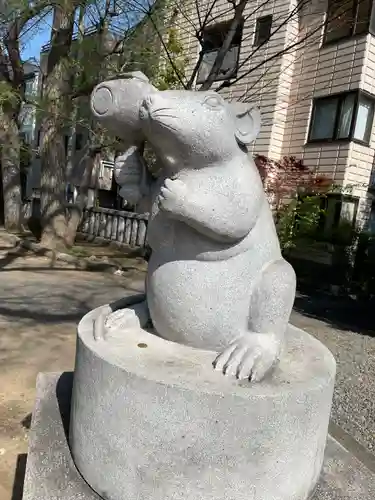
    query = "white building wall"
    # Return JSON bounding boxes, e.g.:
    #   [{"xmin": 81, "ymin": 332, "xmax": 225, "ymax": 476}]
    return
[
  {"xmin": 173, "ymin": 0, "xmax": 375, "ymax": 229},
  {"xmin": 174, "ymin": 0, "xmax": 294, "ymax": 157},
  {"xmin": 282, "ymin": 0, "xmax": 369, "ymax": 192},
  {"xmin": 177, "ymin": 0, "xmax": 375, "ymax": 182}
]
